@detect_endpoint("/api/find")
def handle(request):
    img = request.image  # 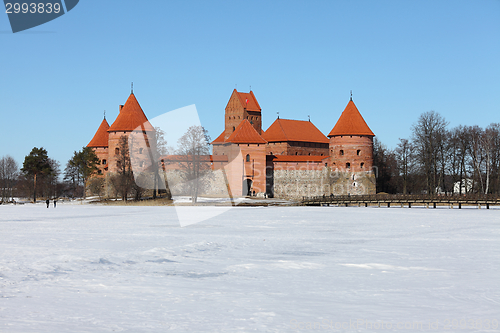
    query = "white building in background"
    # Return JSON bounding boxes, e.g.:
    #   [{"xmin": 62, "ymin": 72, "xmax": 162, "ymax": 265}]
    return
[{"xmin": 454, "ymin": 179, "xmax": 473, "ymax": 194}]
